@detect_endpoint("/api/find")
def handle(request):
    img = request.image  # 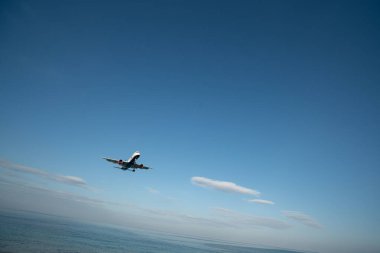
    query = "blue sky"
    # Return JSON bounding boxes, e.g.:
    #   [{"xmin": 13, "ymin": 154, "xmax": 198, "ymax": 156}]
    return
[{"xmin": 1, "ymin": 1, "xmax": 379, "ymax": 252}]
